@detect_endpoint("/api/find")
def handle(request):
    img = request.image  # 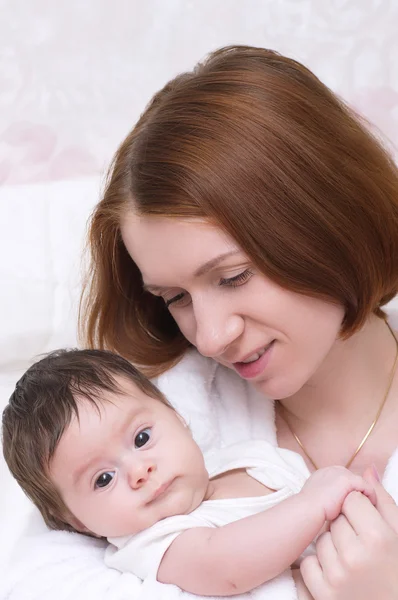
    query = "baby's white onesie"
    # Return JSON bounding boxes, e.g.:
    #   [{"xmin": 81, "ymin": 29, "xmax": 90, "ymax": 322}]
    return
[{"xmin": 106, "ymin": 440, "xmax": 312, "ymax": 580}]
